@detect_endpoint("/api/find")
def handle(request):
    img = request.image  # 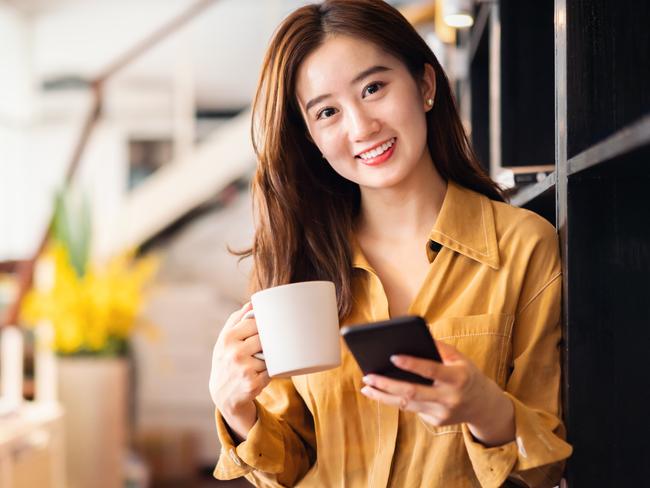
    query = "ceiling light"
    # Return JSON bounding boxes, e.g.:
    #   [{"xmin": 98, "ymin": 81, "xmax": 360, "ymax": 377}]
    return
[{"xmin": 442, "ymin": 0, "xmax": 474, "ymax": 28}]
